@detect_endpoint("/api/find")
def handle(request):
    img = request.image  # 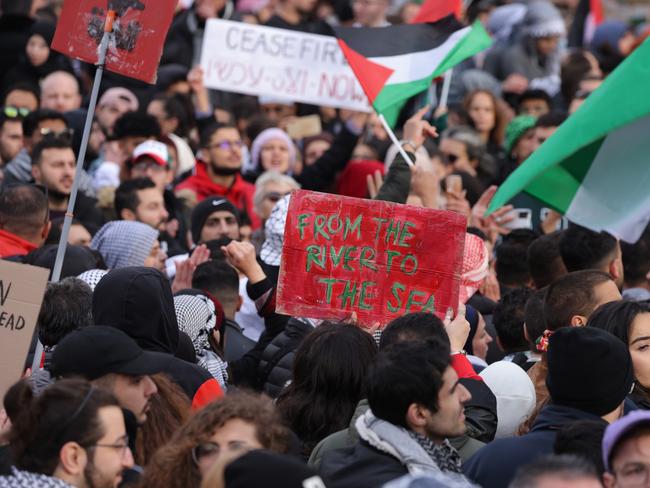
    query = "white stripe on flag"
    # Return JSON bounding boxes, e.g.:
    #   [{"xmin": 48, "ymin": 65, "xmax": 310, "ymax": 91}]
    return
[
  {"xmin": 369, "ymin": 26, "xmax": 470, "ymax": 85},
  {"xmin": 566, "ymin": 113, "xmax": 650, "ymax": 243}
]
